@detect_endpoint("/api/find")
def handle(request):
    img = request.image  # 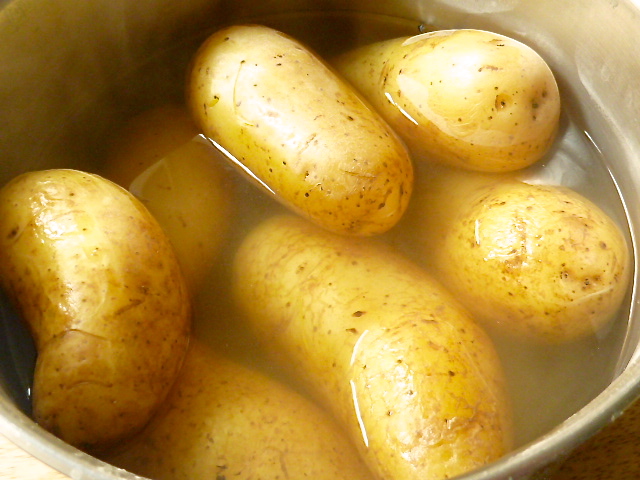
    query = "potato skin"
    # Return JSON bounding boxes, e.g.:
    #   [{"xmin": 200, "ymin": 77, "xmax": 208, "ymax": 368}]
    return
[
  {"xmin": 187, "ymin": 24, "xmax": 413, "ymax": 236},
  {"xmin": 232, "ymin": 214, "xmax": 512, "ymax": 480},
  {"xmin": 102, "ymin": 105, "xmax": 234, "ymax": 295},
  {"xmin": 333, "ymin": 29, "xmax": 560, "ymax": 172},
  {"xmin": 101, "ymin": 104, "xmax": 198, "ymax": 187},
  {"xmin": 105, "ymin": 341, "xmax": 374, "ymax": 480},
  {"xmin": 403, "ymin": 167, "xmax": 630, "ymax": 343},
  {"xmin": 0, "ymin": 169, "xmax": 191, "ymax": 450}
]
